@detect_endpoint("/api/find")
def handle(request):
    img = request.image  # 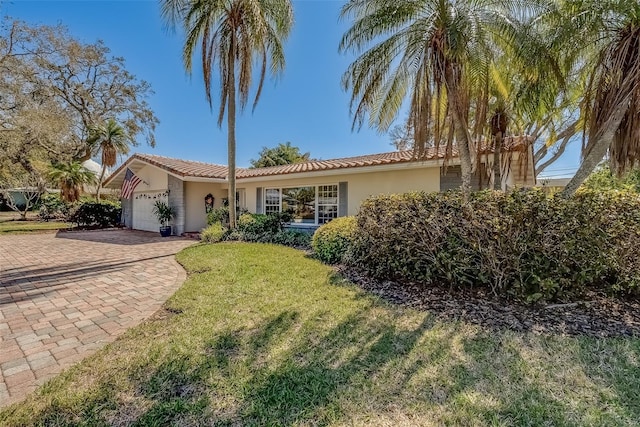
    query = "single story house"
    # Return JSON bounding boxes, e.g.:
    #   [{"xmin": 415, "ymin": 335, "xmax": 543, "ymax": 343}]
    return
[{"xmin": 103, "ymin": 138, "xmax": 535, "ymax": 235}]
